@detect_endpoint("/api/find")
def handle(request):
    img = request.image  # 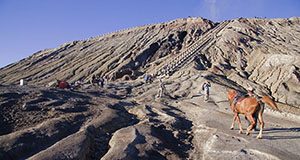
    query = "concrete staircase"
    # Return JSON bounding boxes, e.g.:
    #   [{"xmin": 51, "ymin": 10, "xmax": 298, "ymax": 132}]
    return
[{"xmin": 153, "ymin": 21, "xmax": 230, "ymax": 77}]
